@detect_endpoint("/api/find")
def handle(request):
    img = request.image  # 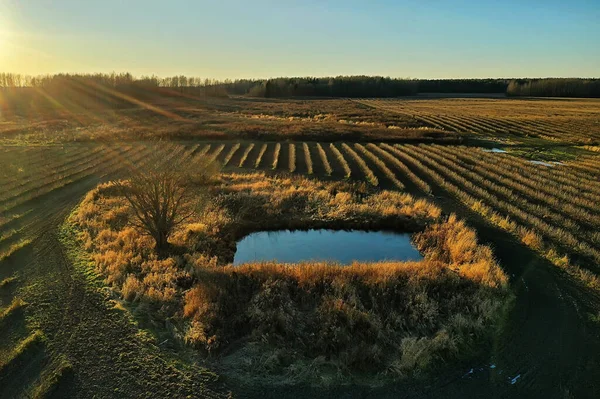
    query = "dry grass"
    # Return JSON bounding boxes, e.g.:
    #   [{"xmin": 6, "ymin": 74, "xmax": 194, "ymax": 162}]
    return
[
  {"xmin": 222, "ymin": 143, "xmax": 241, "ymax": 167},
  {"xmin": 358, "ymin": 97, "xmax": 600, "ymax": 144},
  {"xmin": 3, "ymin": 96, "xmax": 596, "ymax": 145},
  {"xmin": 289, "ymin": 143, "xmax": 296, "ymax": 173},
  {"xmin": 238, "ymin": 143, "xmax": 255, "ymax": 167},
  {"xmin": 389, "ymin": 144, "xmax": 600, "ymax": 291},
  {"xmin": 316, "ymin": 143, "xmax": 332, "ymax": 176},
  {"xmin": 254, "ymin": 144, "xmax": 267, "ymax": 168},
  {"xmin": 372, "ymin": 143, "xmax": 432, "ymax": 194},
  {"xmin": 197, "ymin": 144, "xmax": 211, "ymax": 158},
  {"xmin": 329, "ymin": 144, "xmax": 351, "ymax": 178},
  {"xmin": 354, "ymin": 143, "xmax": 403, "ymax": 189},
  {"xmin": 183, "ymin": 213, "xmax": 506, "ymax": 377},
  {"xmin": 0, "ymin": 96, "xmax": 457, "ymax": 144},
  {"xmin": 72, "ymin": 172, "xmax": 507, "ymax": 381},
  {"xmin": 272, "ymin": 143, "xmax": 281, "ymax": 170},
  {"xmin": 341, "ymin": 143, "xmax": 378, "ymax": 186},
  {"xmin": 208, "ymin": 144, "xmax": 225, "ymax": 165},
  {"xmin": 303, "ymin": 143, "xmax": 313, "ymax": 175}
]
